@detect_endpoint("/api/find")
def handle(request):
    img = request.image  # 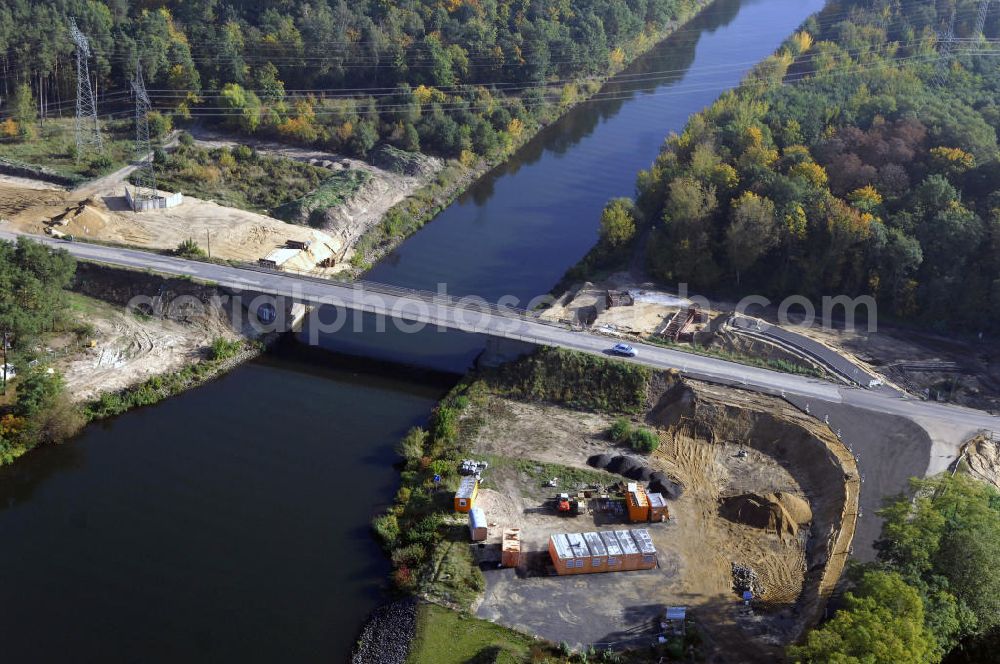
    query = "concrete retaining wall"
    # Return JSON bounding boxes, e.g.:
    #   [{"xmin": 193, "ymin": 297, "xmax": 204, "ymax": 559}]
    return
[{"xmin": 125, "ymin": 186, "xmax": 183, "ymax": 212}]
